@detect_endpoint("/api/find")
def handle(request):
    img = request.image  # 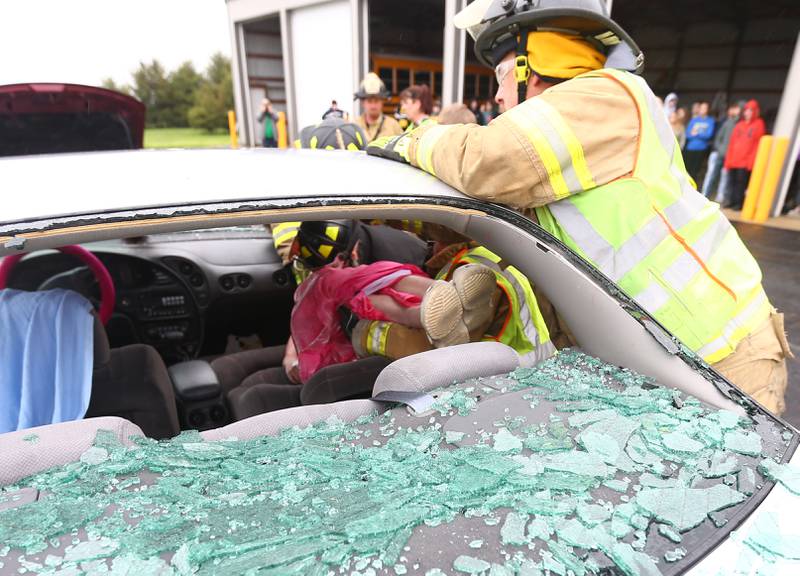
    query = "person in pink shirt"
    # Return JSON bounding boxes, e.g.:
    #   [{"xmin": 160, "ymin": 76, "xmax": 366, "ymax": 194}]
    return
[{"xmin": 291, "ymin": 258, "xmax": 496, "ymax": 382}]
